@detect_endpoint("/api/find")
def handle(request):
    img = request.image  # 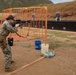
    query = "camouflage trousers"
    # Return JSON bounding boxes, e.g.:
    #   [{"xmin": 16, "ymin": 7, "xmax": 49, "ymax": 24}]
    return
[
  {"xmin": 1, "ymin": 44, "xmax": 12, "ymax": 68},
  {"xmin": 0, "ymin": 35, "xmax": 12, "ymax": 68}
]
